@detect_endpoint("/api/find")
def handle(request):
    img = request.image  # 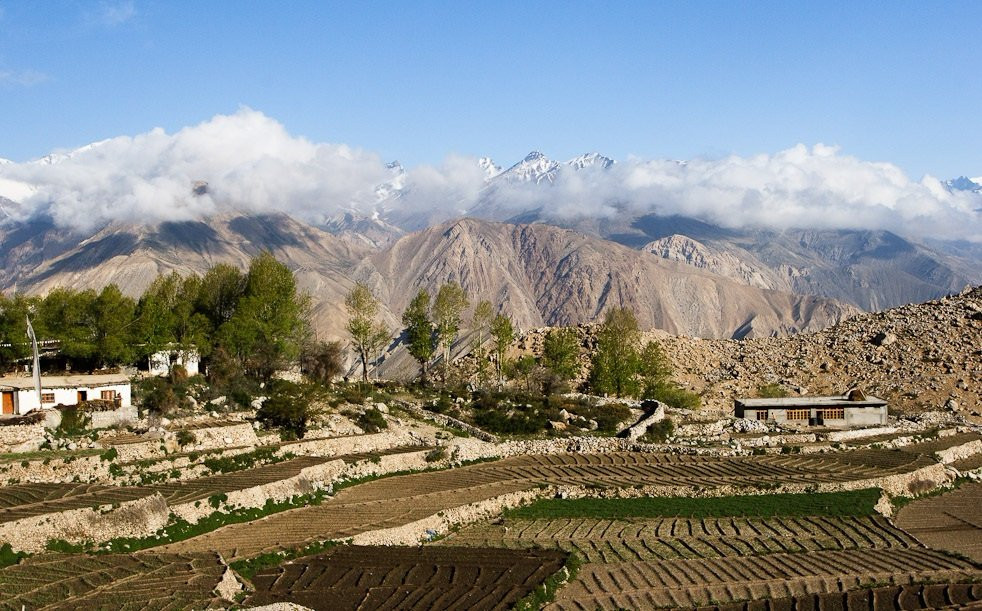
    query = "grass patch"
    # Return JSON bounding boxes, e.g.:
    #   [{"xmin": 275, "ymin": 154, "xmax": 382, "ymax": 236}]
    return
[
  {"xmin": 230, "ymin": 539, "xmax": 342, "ymax": 581},
  {"xmin": 506, "ymin": 488, "xmax": 882, "ymax": 520},
  {"xmin": 0, "ymin": 543, "xmax": 27, "ymax": 568},
  {"xmin": 202, "ymin": 447, "xmax": 287, "ymax": 474},
  {"xmin": 512, "ymin": 551, "xmax": 581, "ymax": 611}
]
